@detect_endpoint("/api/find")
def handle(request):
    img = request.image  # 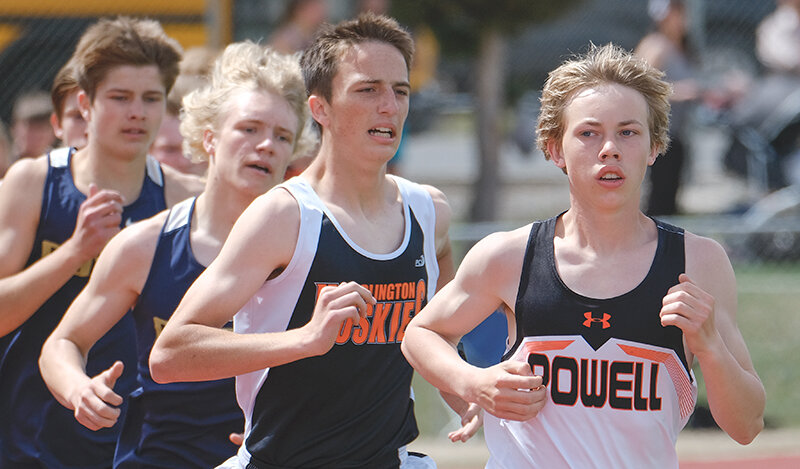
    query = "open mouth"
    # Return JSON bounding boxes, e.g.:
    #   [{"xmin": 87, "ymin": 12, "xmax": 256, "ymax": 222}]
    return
[
  {"xmin": 599, "ymin": 174, "xmax": 622, "ymax": 181},
  {"xmin": 368, "ymin": 127, "xmax": 394, "ymax": 138},
  {"xmin": 248, "ymin": 164, "xmax": 271, "ymax": 175}
]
